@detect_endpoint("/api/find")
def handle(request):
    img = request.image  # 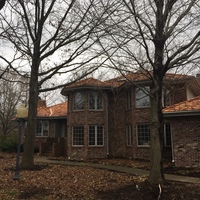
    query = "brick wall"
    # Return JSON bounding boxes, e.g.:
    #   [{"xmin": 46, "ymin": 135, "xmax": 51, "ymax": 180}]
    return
[
  {"xmin": 65, "ymin": 81, "xmax": 196, "ymax": 165},
  {"xmin": 170, "ymin": 116, "xmax": 200, "ymax": 167},
  {"xmin": 67, "ymin": 90, "xmax": 108, "ymax": 160}
]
